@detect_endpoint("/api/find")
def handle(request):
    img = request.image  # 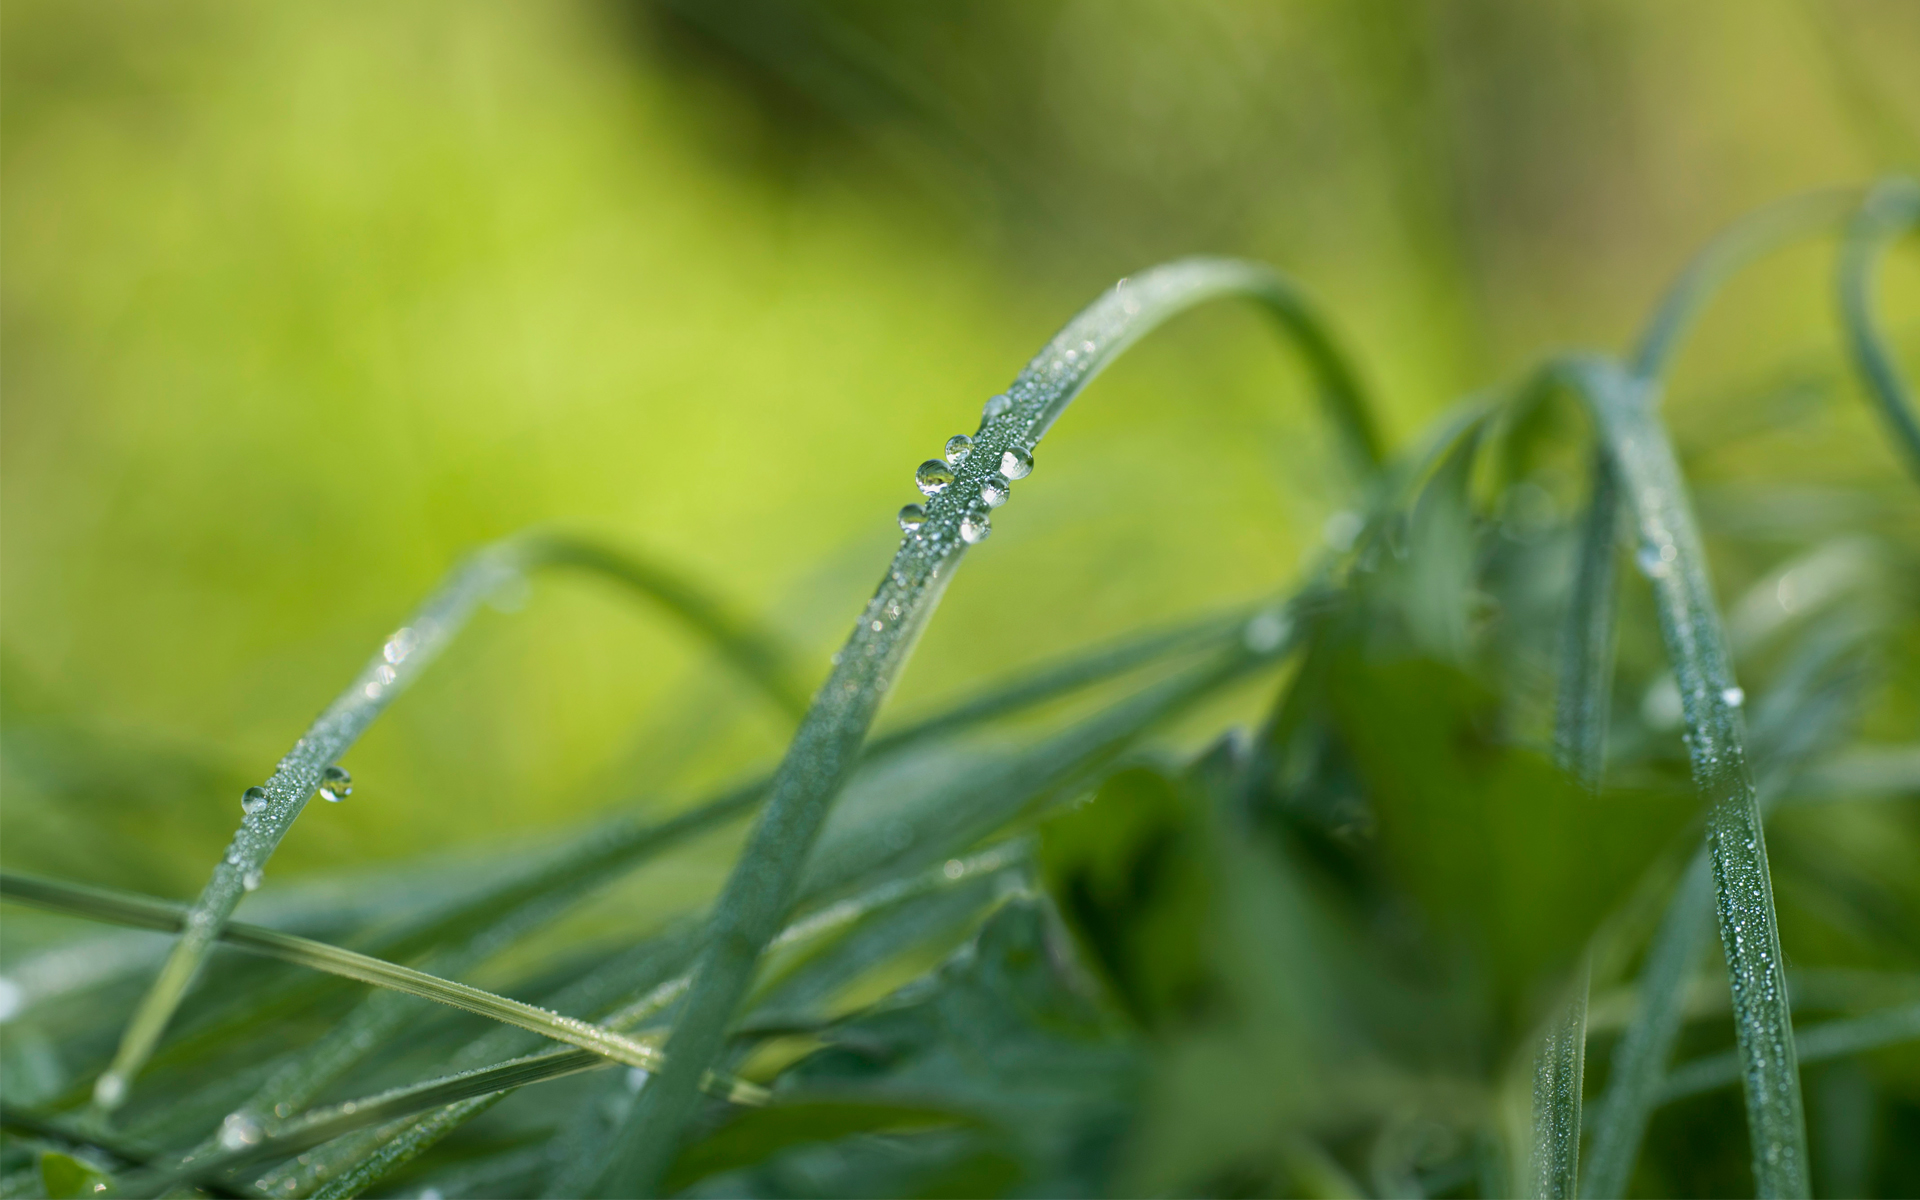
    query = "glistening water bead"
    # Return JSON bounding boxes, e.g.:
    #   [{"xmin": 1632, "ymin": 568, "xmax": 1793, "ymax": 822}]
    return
[
  {"xmin": 241, "ymin": 786, "xmax": 269, "ymax": 815},
  {"xmin": 960, "ymin": 510, "xmax": 992, "ymax": 544},
  {"xmin": 943, "ymin": 434, "xmax": 973, "ymax": 464},
  {"xmin": 979, "ymin": 473, "xmax": 1010, "ymax": 508},
  {"xmin": 1636, "ymin": 540, "xmax": 1677, "ymax": 579},
  {"xmin": 999, "ymin": 446, "xmax": 1033, "ymax": 480},
  {"xmin": 980, "ymin": 393, "xmax": 1011, "ymax": 422},
  {"xmin": 897, "ymin": 504, "xmax": 927, "ymax": 533},
  {"xmin": 915, "ymin": 460, "xmax": 956, "ymax": 496},
  {"xmin": 319, "ymin": 765, "xmax": 352, "ymax": 803}
]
